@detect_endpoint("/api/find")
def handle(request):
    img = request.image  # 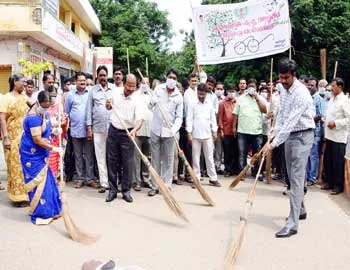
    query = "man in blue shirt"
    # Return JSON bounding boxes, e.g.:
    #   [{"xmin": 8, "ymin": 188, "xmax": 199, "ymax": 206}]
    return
[
  {"xmin": 65, "ymin": 72, "xmax": 97, "ymax": 189},
  {"xmin": 306, "ymin": 77, "xmax": 325, "ymax": 185}
]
